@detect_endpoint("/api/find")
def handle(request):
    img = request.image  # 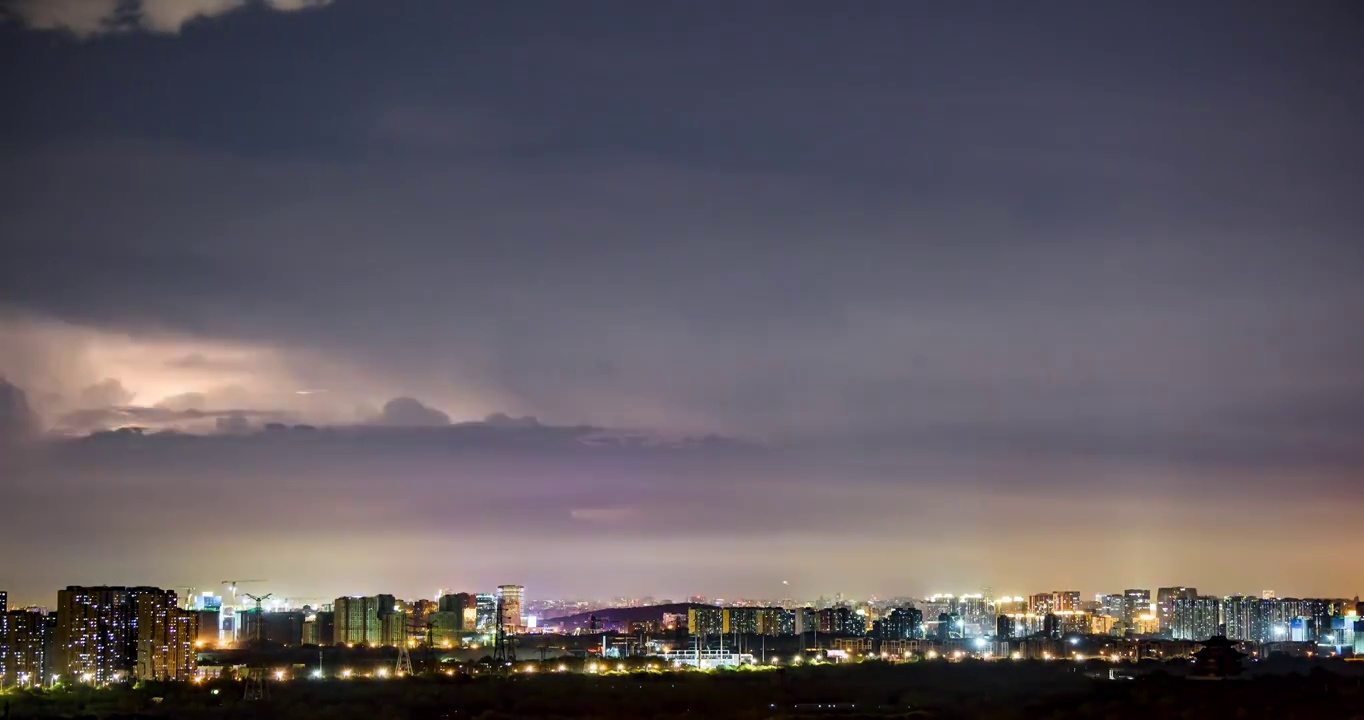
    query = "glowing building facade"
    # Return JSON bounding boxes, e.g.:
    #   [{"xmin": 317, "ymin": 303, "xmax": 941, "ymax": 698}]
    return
[
  {"xmin": 3, "ymin": 608, "xmax": 47, "ymax": 687},
  {"xmin": 497, "ymin": 585, "xmax": 525, "ymax": 634},
  {"xmin": 55, "ymin": 589, "xmax": 186, "ymax": 684},
  {"xmin": 134, "ymin": 592, "xmax": 197, "ymax": 682}
]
